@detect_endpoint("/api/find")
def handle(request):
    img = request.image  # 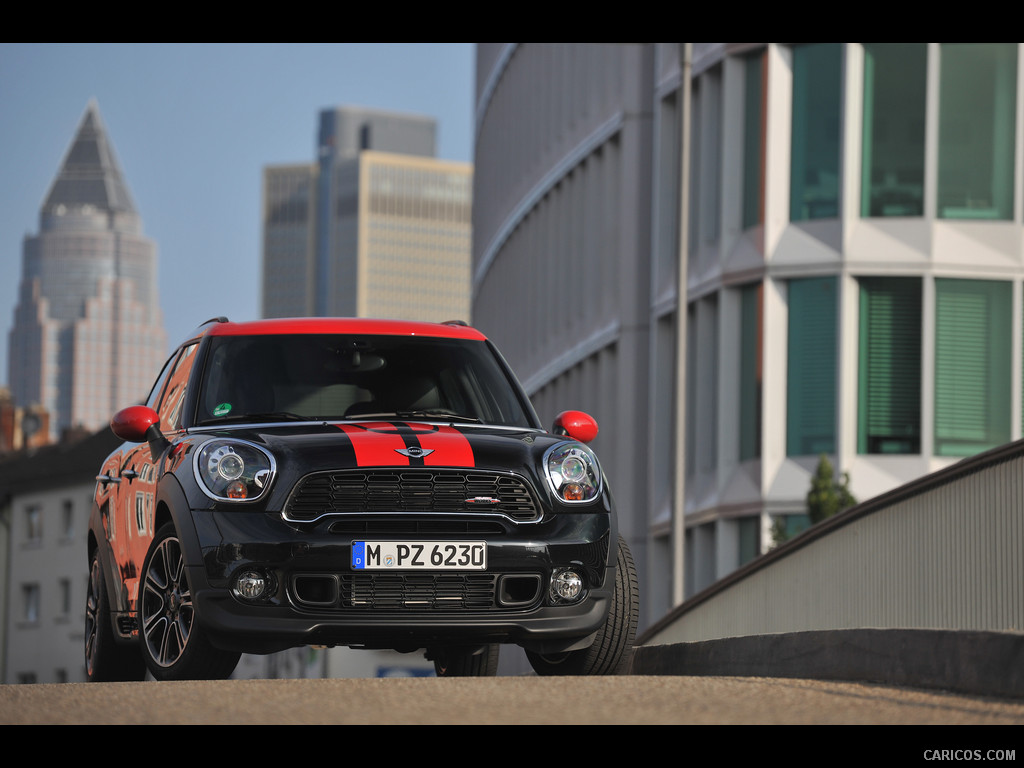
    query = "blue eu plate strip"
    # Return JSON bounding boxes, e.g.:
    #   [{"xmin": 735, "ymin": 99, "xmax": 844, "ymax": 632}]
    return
[{"xmin": 352, "ymin": 541, "xmax": 365, "ymax": 569}]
